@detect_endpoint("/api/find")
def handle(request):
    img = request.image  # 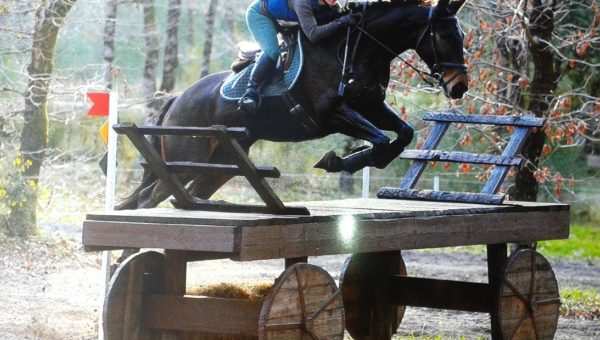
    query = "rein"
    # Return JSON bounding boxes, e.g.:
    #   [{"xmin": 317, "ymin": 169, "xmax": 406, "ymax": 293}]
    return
[{"xmin": 351, "ymin": 6, "xmax": 467, "ymax": 88}]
